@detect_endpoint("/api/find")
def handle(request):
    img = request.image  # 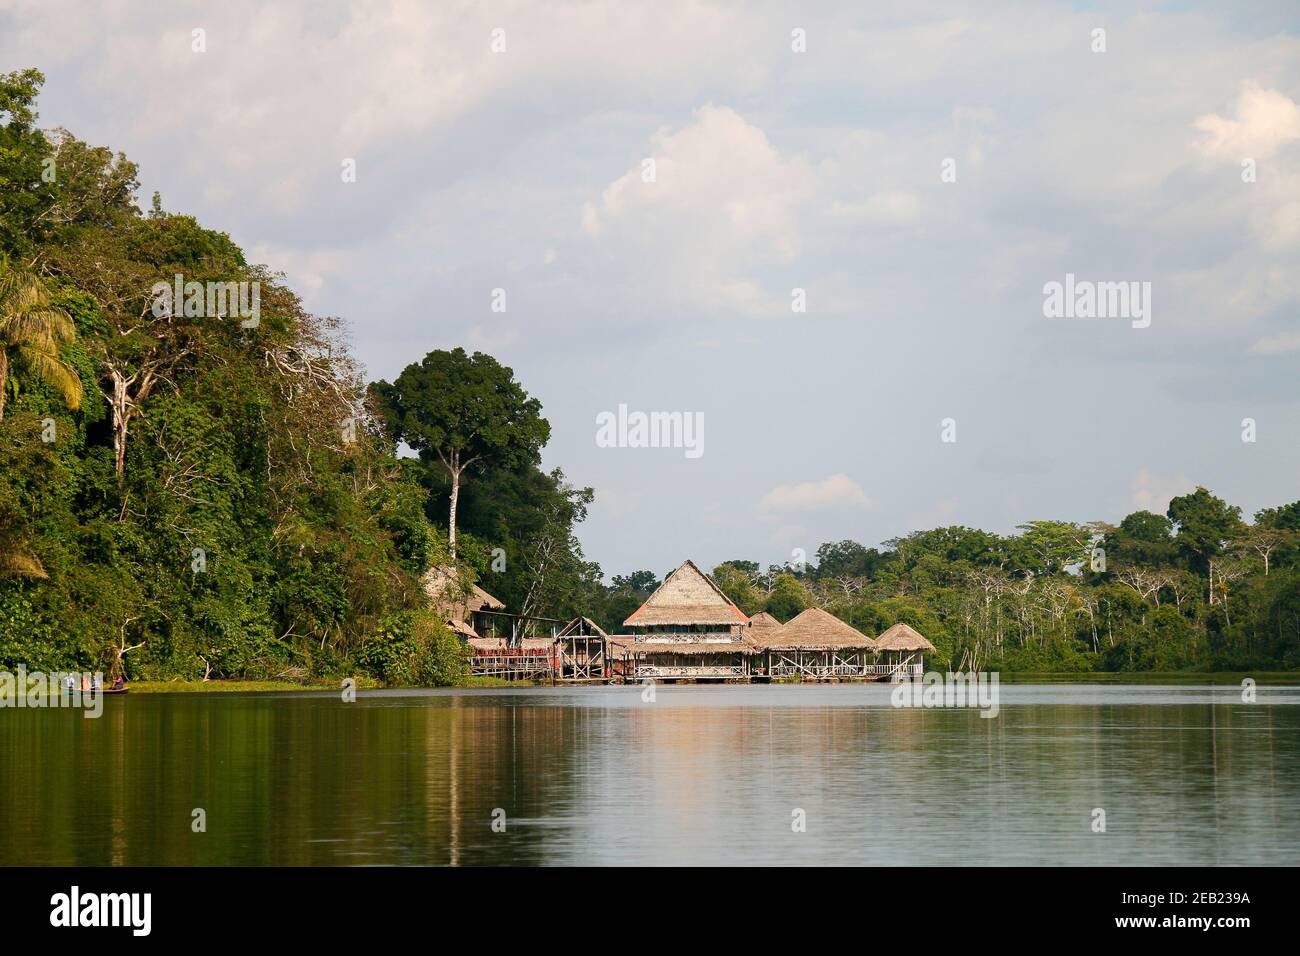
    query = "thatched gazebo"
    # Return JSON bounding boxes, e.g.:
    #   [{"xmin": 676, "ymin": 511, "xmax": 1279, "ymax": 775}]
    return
[
  {"xmin": 756, "ymin": 607, "xmax": 880, "ymax": 680},
  {"xmin": 874, "ymin": 623, "xmax": 936, "ymax": 680}
]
